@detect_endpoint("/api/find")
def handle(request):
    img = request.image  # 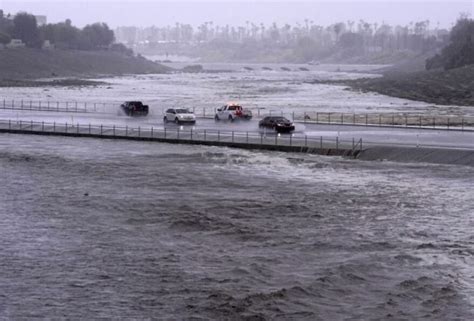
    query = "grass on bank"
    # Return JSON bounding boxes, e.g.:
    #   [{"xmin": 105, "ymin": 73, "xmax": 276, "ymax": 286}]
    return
[
  {"xmin": 349, "ymin": 65, "xmax": 474, "ymax": 106},
  {"xmin": 0, "ymin": 48, "xmax": 171, "ymax": 81}
]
